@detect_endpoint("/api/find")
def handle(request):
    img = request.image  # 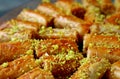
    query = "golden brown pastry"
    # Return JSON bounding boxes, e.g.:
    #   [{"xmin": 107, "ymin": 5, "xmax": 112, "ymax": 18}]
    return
[
  {"xmin": 54, "ymin": 15, "xmax": 89, "ymax": 37},
  {"xmin": 34, "ymin": 39, "xmax": 79, "ymax": 58},
  {"xmin": 0, "ymin": 29, "xmax": 36, "ymax": 43},
  {"xmin": 107, "ymin": 61, "xmax": 120, "ymax": 79},
  {"xmin": 87, "ymin": 47, "xmax": 120, "ymax": 63},
  {"xmin": 17, "ymin": 9, "xmax": 53, "ymax": 26},
  {"xmin": 39, "ymin": 51, "xmax": 83, "ymax": 78},
  {"xmin": 82, "ymin": 0, "xmax": 115, "ymax": 14},
  {"xmin": 0, "ymin": 40, "xmax": 33, "ymax": 64},
  {"xmin": 17, "ymin": 67, "xmax": 55, "ymax": 79},
  {"xmin": 0, "ymin": 0, "xmax": 118, "ymax": 78},
  {"xmin": 55, "ymin": 0, "xmax": 86, "ymax": 19},
  {"xmin": 90, "ymin": 23, "xmax": 120, "ymax": 34},
  {"xmin": 0, "ymin": 55, "xmax": 38, "ymax": 79},
  {"xmin": 105, "ymin": 12, "xmax": 120, "ymax": 25},
  {"xmin": 36, "ymin": 3, "xmax": 63, "ymax": 18},
  {"xmin": 99, "ymin": 0, "xmax": 115, "ymax": 14},
  {"xmin": 33, "ymin": 39, "xmax": 83, "ymax": 78},
  {"xmin": 83, "ymin": 34, "xmax": 120, "ymax": 53},
  {"xmin": 82, "ymin": 0, "xmax": 99, "ymax": 8},
  {"xmin": 8, "ymin": 19, "xmax": 41, "ymax": 32},
  {"xmin": 69, "ymin": 57, "xmax": 111, "ymax": 79},
  {"xmin": 0, "ymin": 19, "xmax": 41, "ymax": 42},
  {"xmin": 84, "ymin": 5, "xmax": 104, "ymax": 24},
  {"xmin": 38, "ymin": 26, "xmax": 79, "ymax": 42}
]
